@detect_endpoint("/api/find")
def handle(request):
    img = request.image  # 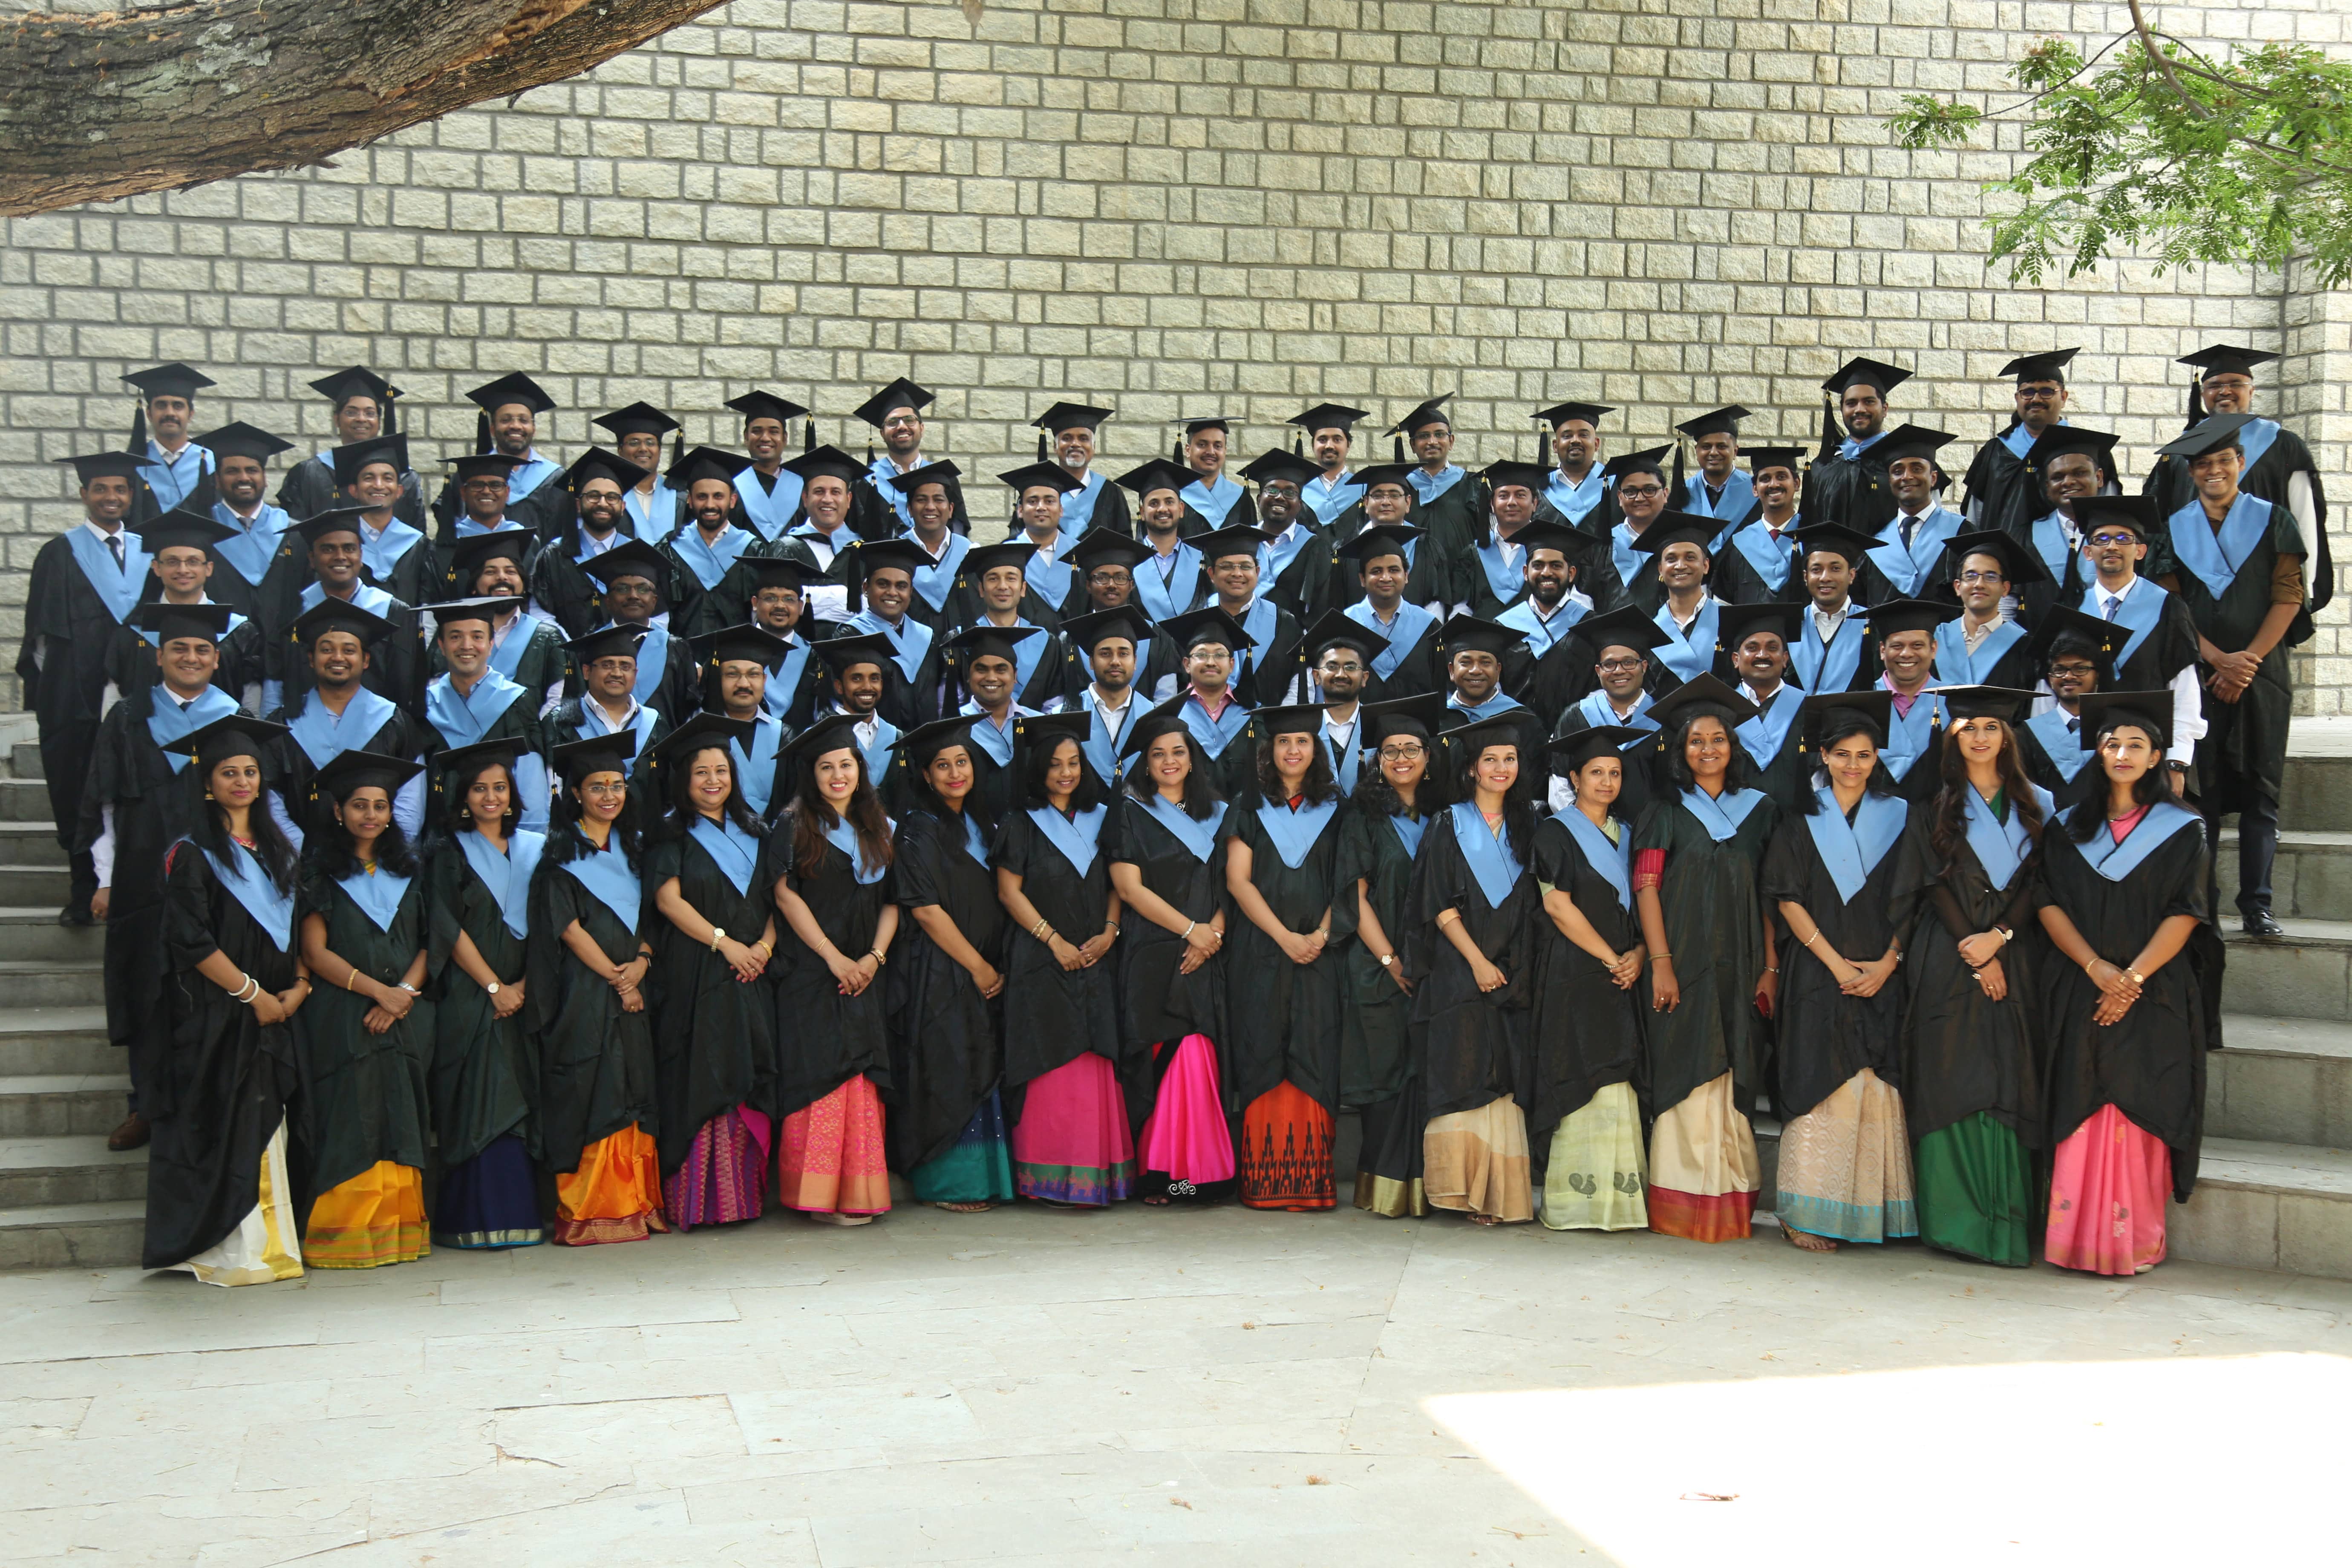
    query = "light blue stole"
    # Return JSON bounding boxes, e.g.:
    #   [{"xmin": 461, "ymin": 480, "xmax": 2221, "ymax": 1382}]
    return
[
  {"xmin": 730, "ymin": 715, "xmax": 787, "ymax": 817},
  {"xmin": 1237, "ymin": 597, "xmax": 1279, "ymax": 675},
  {"xmin": 66, "ymin": 527, "xmax": 149, "ymax": 624},
  {"xmin": 1867, "ymin": 507, "xmax": 1962, "ymax": 597},
  {"xmin": 762, "ymin": 635, "xmax": 812, "ymax": 721},
  {"xmin": 1963, "ymin": 785, "xmax": 2051, "ymax": 891},
  {"xmin": 453, "ymin": 516, "xmax": 519, "ymax": 541},
  {"xmin": 623, "ymin": 480, "xmax": 677, "ymax": 537},
  {"xmin": 1683, "ymin": 469, "xmax": 1755, "ymax": 525},
  {"xmin": 627, "ymin": 622, "xmax": 670, "ymax": 705},
  {"xmin": 1652, "ymin": 599, "xmax": 1720, "ymax": 684},
  {"xmin": 1260, "ymin": 521, "xmax": 1320, "ymax": 585},
  {"xmin": 1837, "ymin": 429, "xmax": 1889, "ymax": 463},
  {"xmin": 848, "ymin": 609, "xmax": 934, "ymax": 686},
  {"xmin": 908, "ymin": 533, "xmax": 968, "ymax": 612},
  {"xmin": 1681, "ymin": 785, "xmax": 1766, "ymax": 843},
  {"xmin": 2024, "ymin": 706, "xmax": 2091, "ymax": 783},
  {"xmin": 953, "ymin": 807, "xmax": 992, "ymax": 868},
  {"xmin": 1388, "ymin": 811, "xmax": 1427, "ymax": 860},
  {"xmin": 672, "ymin": 522, "xmax": 752, "ymax": 591},
  {"xmin": 859, "ymin": 715, "xmax": 902, "ymax": 783},
  {"xmin": 141, "ymin": 442, "xmax": 212, "ymax": 511},
  {"xmin": 1556, "ymin": 808, "xmax": 1631, "ymax": 910},
  {"xmin": 1476, "ymin": 530, "xmax": 1528, "ymax": 605},
  {"xmin": 148, "ymin": 686, "xmax": 241, "ymax": 774},
  {"xmin": 288, "ymin": 686, "xmax": 397, "ymax": 768},
  {"xmin": 576, "ymin": 694, "xmax": 660, "ymax": 761},
  {"xmin": 1736, "ymin": 685, "xmax": 1804, "ymax": 772},
  {"xmin": 1180, "ymin": 474, "xmax": 1245, "ymax": 528},
  {"xmin": 507, "ymin": 453, "xmax": 561, "ymax": 504},
  {"xmin": 459, "ymin": 827, "xmax": 542, "ymax": 940},
  {"xmin": 1545, "ymin": 467, "xmax": 1606, "ymax": 525},
  {"xmin": 1021, "ymin": 536, "xmax": 1078, "ymax": 611},
  {"xmin": 2030, "ymin": 510, "xmax": 2079, "ymax": 582},
  {"xmin": 1136, "ymin": 542, "xmax": 1204, "ymax": 623},
  {"xmin": 1180, "ymin": 693, "xmax": 1251, "ymax": 759},
  {"xmin": 734, "ymin": 465, "xmax": 804, "ymax": 541},
  {"xmin": 487, "ymin": 611, "xmax": 550, "ymax": 681},
  {"xmin": 1347, "ymin": 598, "xmax": 1438, "ymax": 680},
  {"xmin": 1610, "ymin": 522, "xmax": 1643, "ymax": 598},
  {"xmin": 1027, "ymin": 803, "xmax": 1105, "ymax": 878},
  {"xmin": 1804, "ymin": 788, "xmax": 1909, "ymax": 904},
  {"xmin": 204, "ymin": 842, "xmax": 294, "ymax": 951},
  {"xmin": 2237, "ymin": 416, "xmax": 2281, "ymax": 476},
  {"xmin": 360, "ymin": 517, "xmax": 424, "ymax": 580},
  {"xmin": 1301, "ymin": 472, "xmax": 1365, "ymax": 527},
  {"xmin": 1059, "ymin": 470, "xmax": 1107, "ymax": 536},
  {"xmin": 560, "ymin": 835, "xmax": 641, "ymax": 933},
  {"xmin": 2165, "ymin": 493, "xmax": 2275, "ymax": 599},
  {"xmin": 823, "ymin": 812, "xmax": 893, "ymax": 885},
  {"xmin": 2078, "ymin": 801, "xmax": 2202, "ymax": 882},
  {"xmin": 689, "ymin": 814, "xmax": 761, "ymax": 895},
  {"xmin": 1320, "ymin": 715, "xmax": 1361, "ymax": 795},
  {"xmin": 209, "ymin": 503, "xmax": 286, "ymax": 586},
  {"xmin": 1077, "ymin": 695, "xmax": 1139, "ymax": 785},
  {"xmin": 1257, "ymin": 796, "xmax": 1338, "ymax": 870},
  {"xmin": 1933, "ymin": 616, "xmax": 2027, "ymax": 684},
  {"xmin": 1999, "ymin": 421, "xmax": 2039, "ymax": 461},
  {"xmin": 426, "ymin": 672, "xmax": 527, "ymax": 749},
  {"xmin": 1793, "ymin": 610, "xmax": 1867, "ymax": 695},
  {"xmin": 1574, "ymin": 689, "xmax": 1659, "ymax": 744},
  {"xmin": 337, "ymin": 863, "xmax": 414, "ymax": 933},
  {"xmin": 1726, "ymin": 519, "xmax": 1796, "ymax": 592},
  {"xmin": 865, "ymin": 455, "xmax": 921, "ymax": 534},
  {"xmin": 960, "ymin": 704, "xmax": 1018, "ymax": 767},
  {"xmin": 1448, "ymin": 691, "xmax": 1525, "ymax": 724},
  {"xmin": 1881, "ymin": 685, "xmax": 1940, "ymax": 781},
  {"xmin": 1138, "ymin": 793, "xmax": 1226, "ymax": 863},
  {"xmin": 1449, "ymin": 800, "xmax": 1524, "ymax": 909},
  {"xmin": 1408, "ymin": 465, "xmax": 1466, "ymax": 506},
  {"xmin": 1497, "ymin": 595, "xmax": 1589, "ymax": 658},
  {"xmin": 298, "ymin": 581, "xmax": 394, "ymax": 617}
]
